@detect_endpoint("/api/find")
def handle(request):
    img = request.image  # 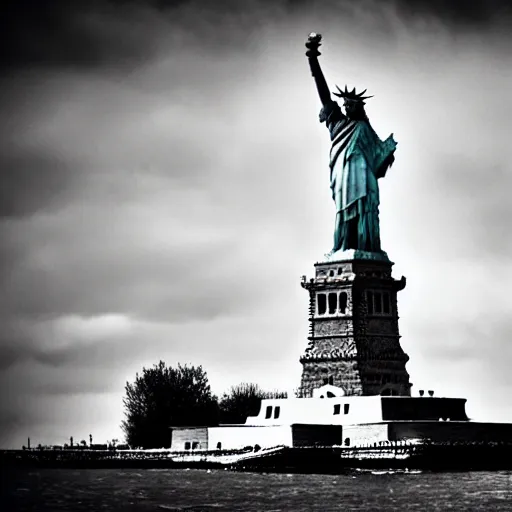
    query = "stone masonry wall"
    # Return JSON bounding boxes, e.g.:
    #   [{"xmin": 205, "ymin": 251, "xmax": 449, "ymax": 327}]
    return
[
  {"xmin": 299, "ymin": 360, "xmax": 363, "ymax": 397},
  {"xmin": 299, "ymin": 258, "xmax": 411, "ymax": 398}
]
